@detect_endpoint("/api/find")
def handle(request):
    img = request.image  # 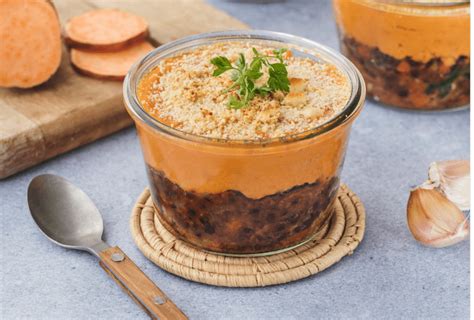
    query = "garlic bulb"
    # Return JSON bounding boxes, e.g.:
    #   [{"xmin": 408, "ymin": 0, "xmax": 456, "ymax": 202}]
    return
[
  {"xmin": 407, "ymin": 187, "xmax": 469, "ymax": 248},
  {"xmin": 428, "ymin": 160, "xmax": 470, "ymax": 211}
]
